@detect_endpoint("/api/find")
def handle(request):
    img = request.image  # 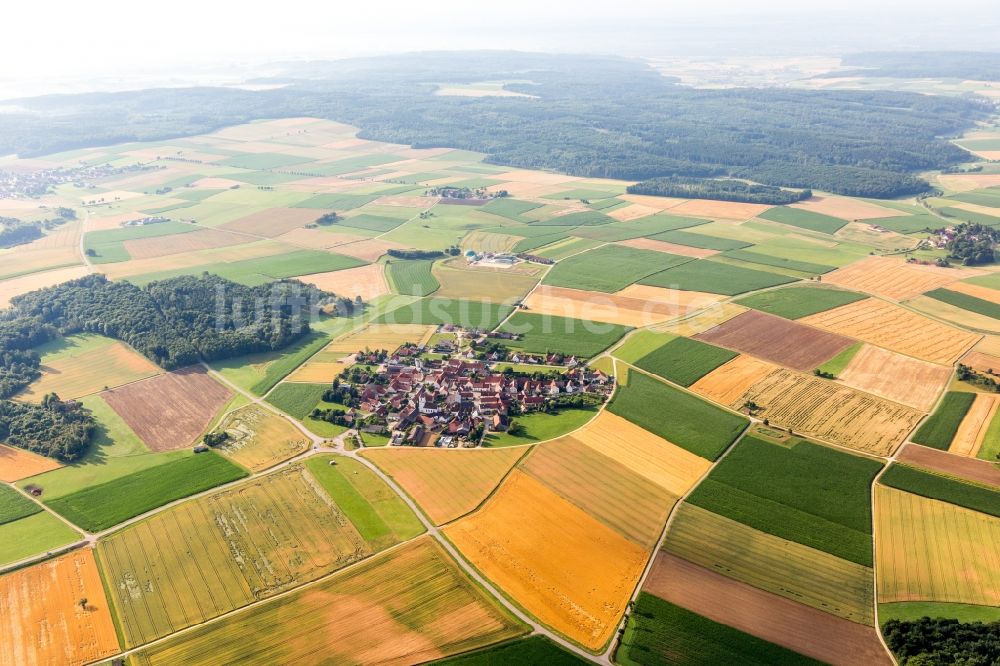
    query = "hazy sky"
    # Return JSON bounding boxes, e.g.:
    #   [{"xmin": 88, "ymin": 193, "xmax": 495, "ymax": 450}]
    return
[{"xmin": 4, "ymin": 0, "xmax": 998, "ymax": 94}]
